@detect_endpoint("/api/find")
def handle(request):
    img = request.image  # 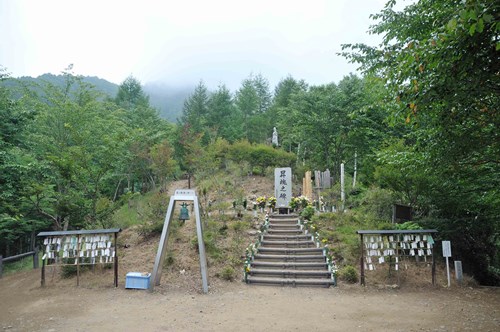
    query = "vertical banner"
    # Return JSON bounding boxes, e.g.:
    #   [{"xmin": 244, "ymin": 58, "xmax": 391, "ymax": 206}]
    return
[{"xmin": 275, "ymin": 167, "xmax": 292, "ymax": 208}]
